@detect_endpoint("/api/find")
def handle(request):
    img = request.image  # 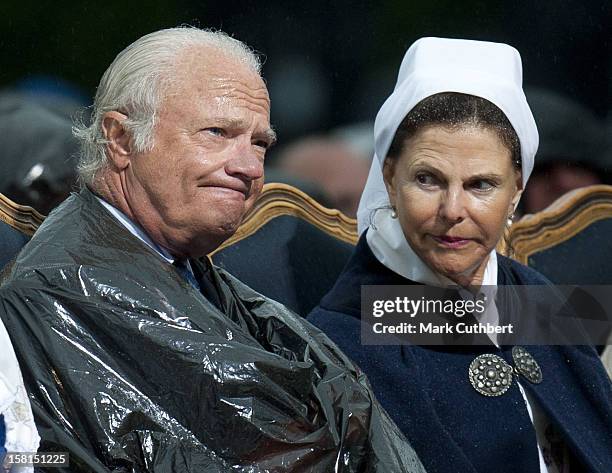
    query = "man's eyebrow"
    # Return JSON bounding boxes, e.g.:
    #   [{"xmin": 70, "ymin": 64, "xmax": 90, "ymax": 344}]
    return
[
  {"xmin": 209, "ymin": 118, "xmax": 277, "ymax": 143},
  {"xmin": 261, "ymin": 128, "xmax": 277, "ymax": 145},
  {"xmin": 209, "ymin": 117, "xmax": 247, "ymax": 129}
]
